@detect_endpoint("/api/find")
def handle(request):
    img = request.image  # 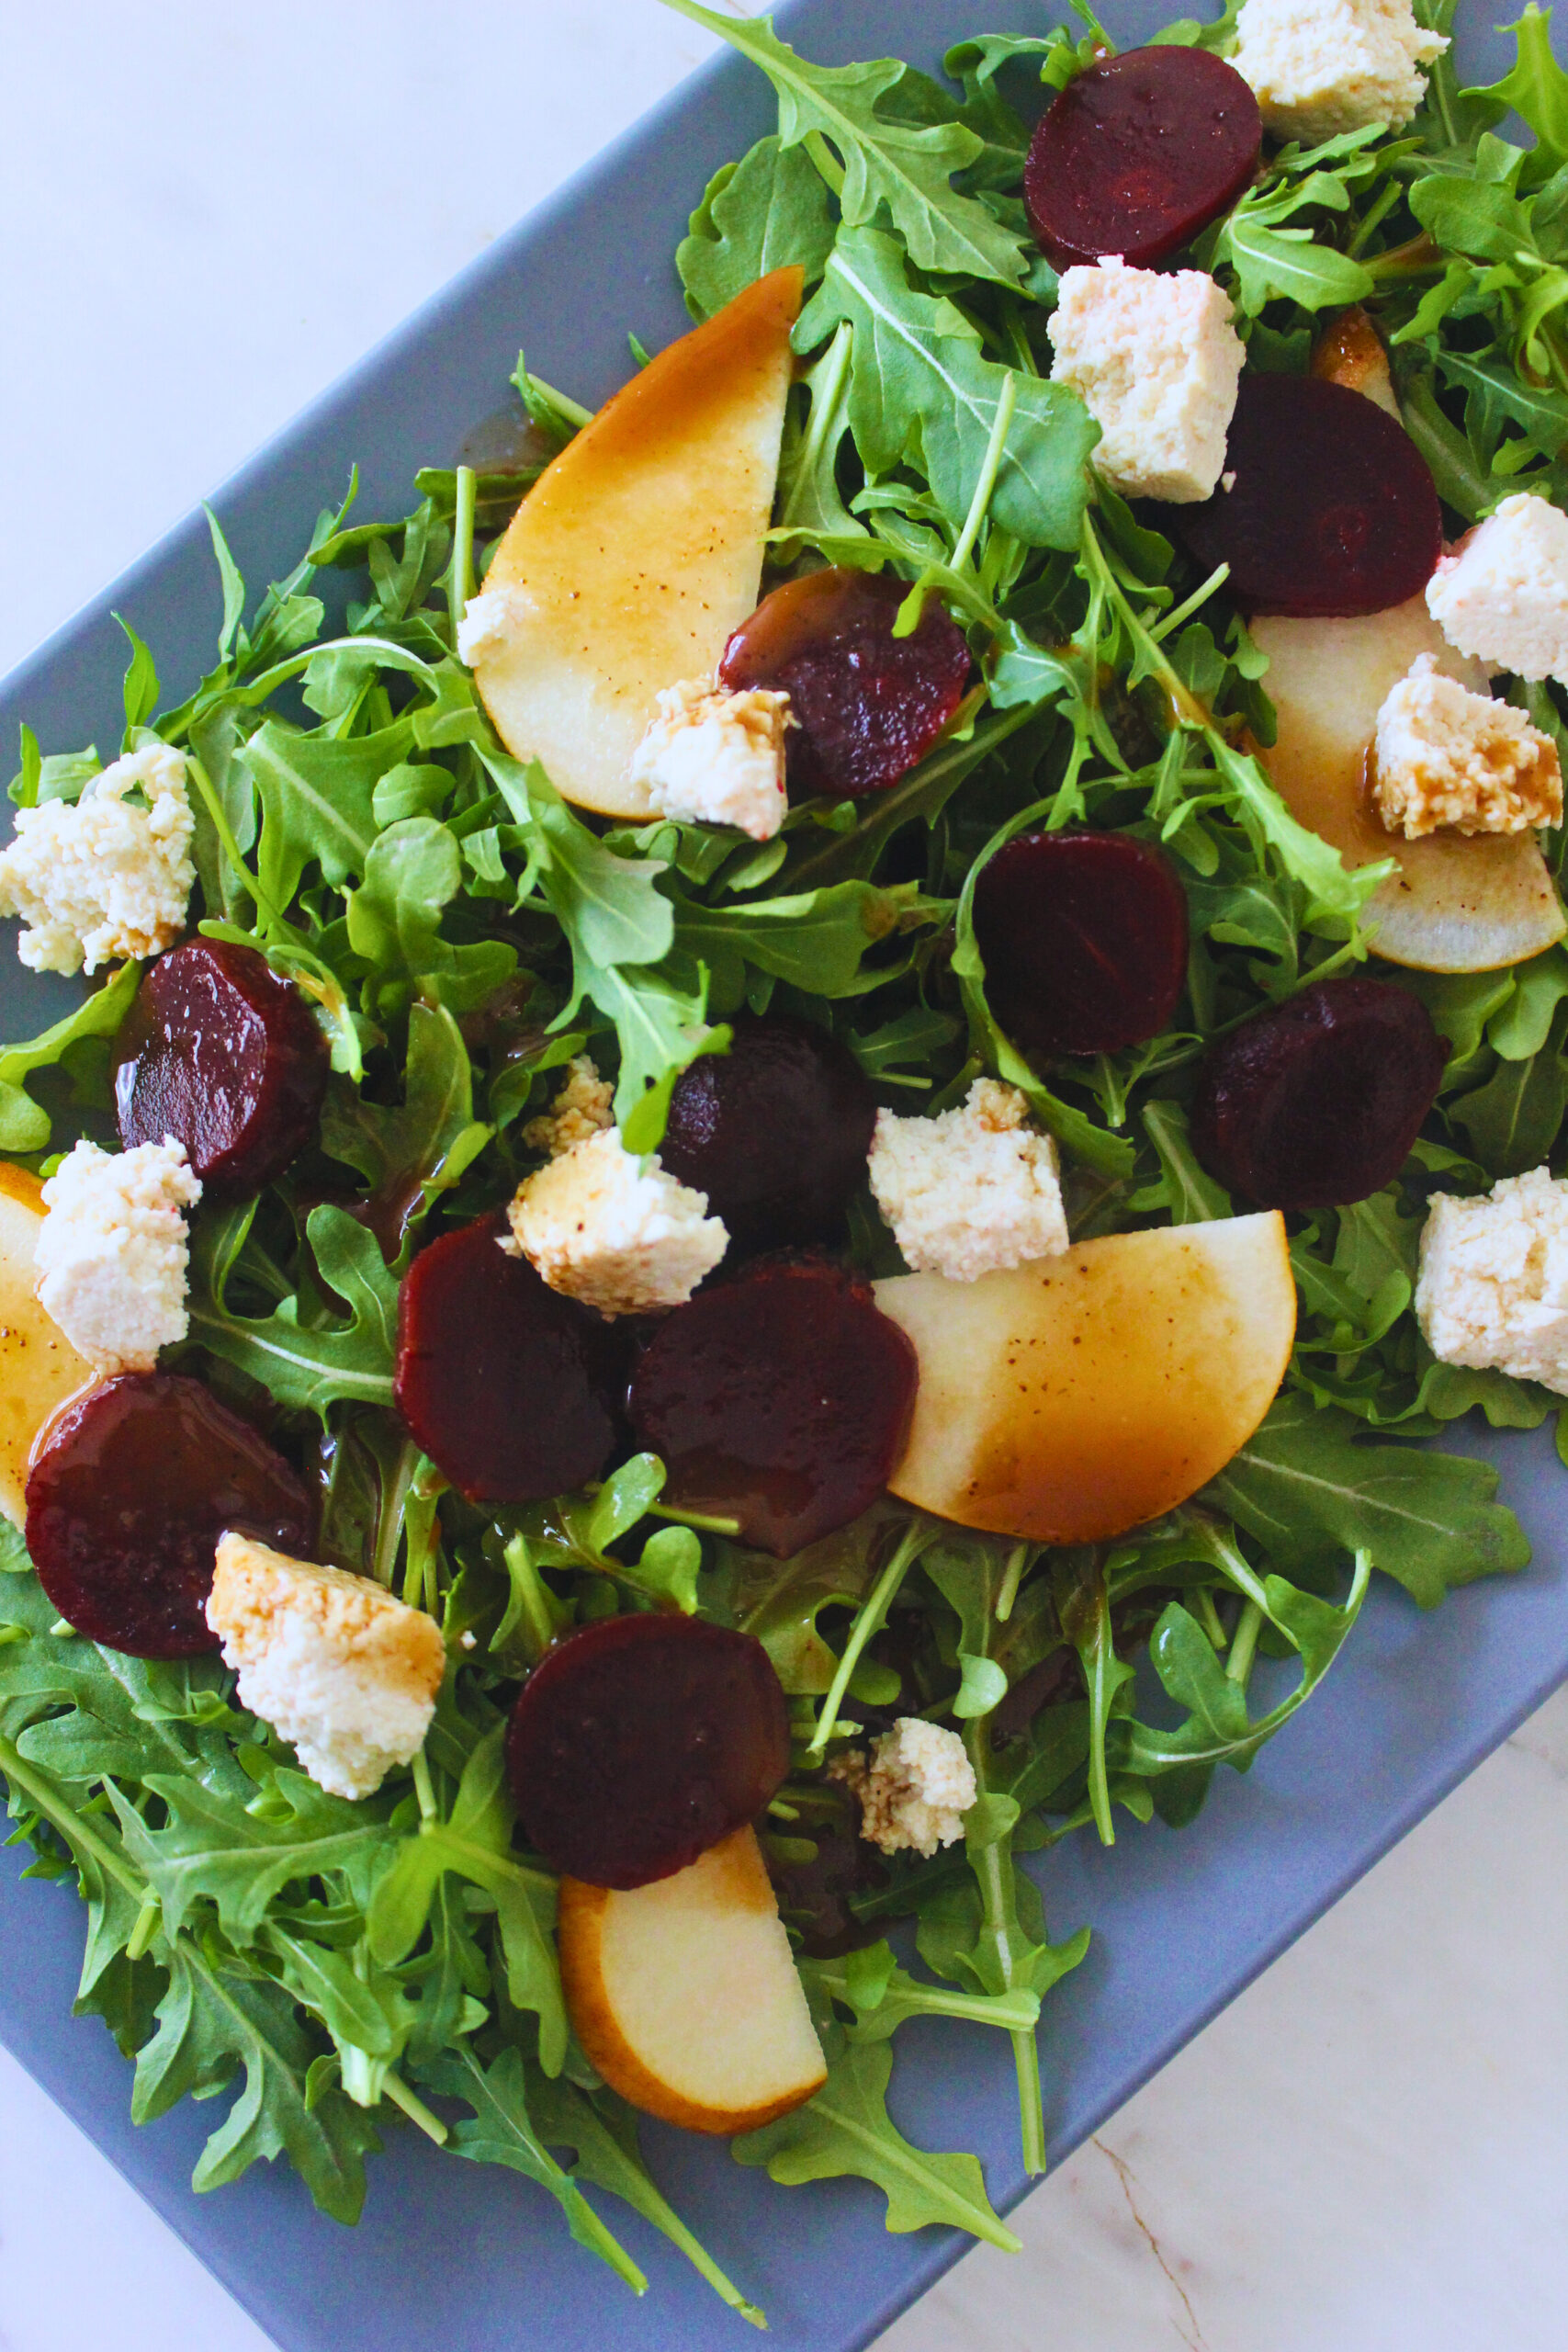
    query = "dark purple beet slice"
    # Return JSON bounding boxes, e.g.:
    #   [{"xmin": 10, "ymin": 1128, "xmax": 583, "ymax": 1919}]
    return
[
  {"xmin": 1173, "ymin": 375, "xmax": 1443, "ymax": 617},
  {"xmin": 1190, "ymin": 975, "xmax": 1445, "ymax": 1210},
  {"xmin": 114, "ymin": 939, "xmax": 329, "ymax": 1200},
  {"xmin": 659, "ymin": 1018, "xmax": 877, "ymax": 1256},
  {"xmin": 25, "ymin": 1373, "xmax": 313, "ymax": 1658},
  {"xmin": 1024, "ymin": 45, "xmax": 1262, "ymax": 272},
  {"xmin": 394, "ymin": 1215, "xmax": 626, "ymax": 1507},
  {"xmin": 718, "ymin": 568, "xmax": 972, "ymax": 799},
  {"xmin": 627, "ymin": 1255, "xmax": 918, "ymax": 1557},
  {"xmin": 971, "ymin": 829, "xmax": 1190, "ymax": 1059},
  {"xmin": 506, "ymin": 1612, "xmax": 791, "ymax": 1888}
]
